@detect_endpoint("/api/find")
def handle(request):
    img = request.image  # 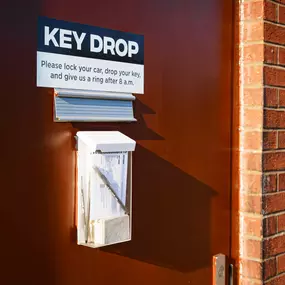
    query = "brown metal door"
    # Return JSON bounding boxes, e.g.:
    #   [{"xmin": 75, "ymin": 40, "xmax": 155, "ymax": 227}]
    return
[{"xmin": 1, "ymin": 0, "xmax": 233, "ymax": 284}]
